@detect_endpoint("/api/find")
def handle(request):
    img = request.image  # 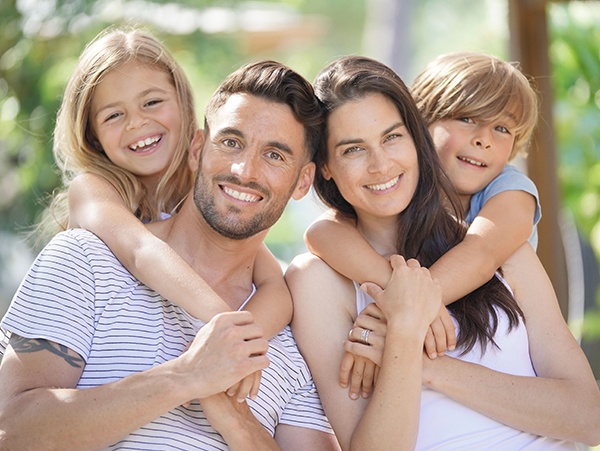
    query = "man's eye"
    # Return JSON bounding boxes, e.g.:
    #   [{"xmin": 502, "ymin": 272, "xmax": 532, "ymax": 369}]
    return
[
  {"xmin": 223, "ymin": 139, "xmax": 239, "ymax": 148},
  {"xmin": 267, "ymin": 151, "xmax": 284, "ymax": 161}
]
